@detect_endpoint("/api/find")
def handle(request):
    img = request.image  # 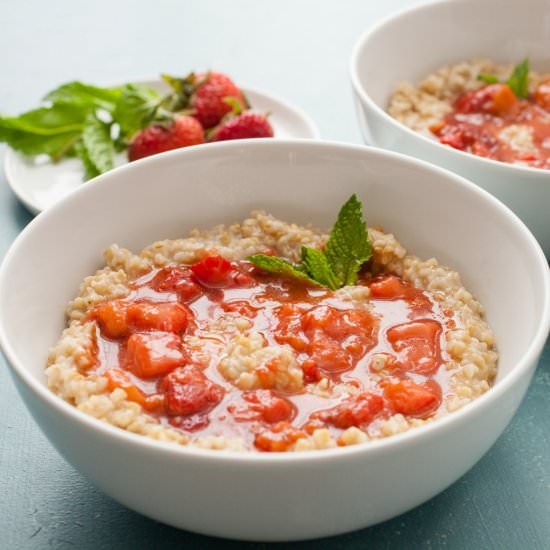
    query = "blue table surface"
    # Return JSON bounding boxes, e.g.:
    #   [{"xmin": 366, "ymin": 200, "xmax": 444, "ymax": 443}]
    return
[{"xmin": 1, "ymin": 1, "xmax": 549, "ymax": 548}]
